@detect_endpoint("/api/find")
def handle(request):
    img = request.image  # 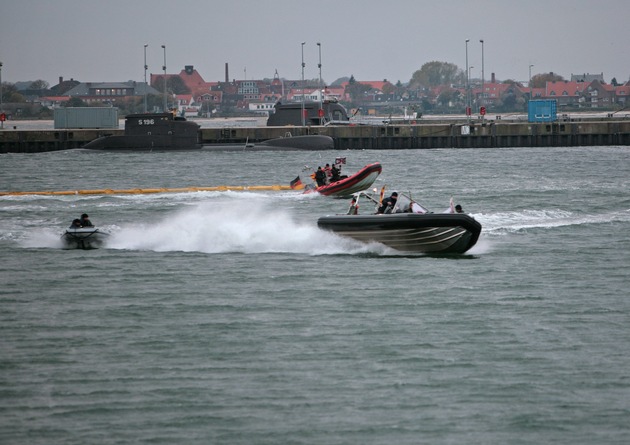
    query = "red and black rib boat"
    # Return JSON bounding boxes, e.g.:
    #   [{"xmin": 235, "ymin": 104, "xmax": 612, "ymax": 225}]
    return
[{"xmin": 307, "ymin": 163, "xmax": 382, "ymax": 197}]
